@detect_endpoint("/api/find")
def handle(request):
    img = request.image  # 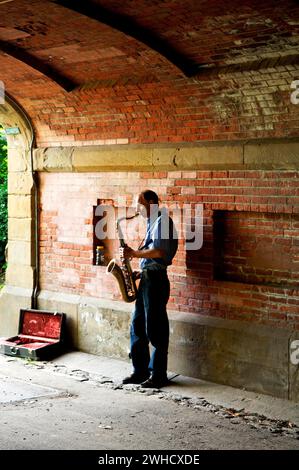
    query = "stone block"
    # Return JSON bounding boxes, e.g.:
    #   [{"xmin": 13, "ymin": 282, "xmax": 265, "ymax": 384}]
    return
[
  {"xmin": 153, "ymin": 144, "xmax": 243, "ymax": 169},
  {"xmin": 244, "ymin": 141, "xmax": 299, "ymax": 169},
  {"xmin": 37, "ymin": 290, "xmax": 79, "ymax": 348},
  {"xmin": 78, "ymin": 297, "xmax": 131, "ymax": 358},
  {"xmin": 8, "ymin": 218, "xmax": 33, "ymax": 242},
  {"xmin": 7, "ymin": 240, "xmax": 34, "ymax": 266},
  {"xmin": 72, "ymin": 146, "xmax": 153, "ymax": 171},
  {"xmin": 34, "ymin": 147, "xmax": 73, "ymax": 172},
  {"xmin": 0, "ymin": 285, "xmax": 32, "ymax": 337},
  {"xmin": 8, "ymin": 173, "xmax": 34, "ymax": 195},
  {"xmin": 168, "ymin": 312, "xmax": 290, "ymax": 399},
  {"xmin": 5, "ymin": 264, "xmax": 34, "ymax": 289},
  {"xmin": 7, "ymin": 149, "xmax": 29, "ymax": 172},
  {"xmin": 8, "ymin": 195, "xmax": 32, "ymax": 218}
]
